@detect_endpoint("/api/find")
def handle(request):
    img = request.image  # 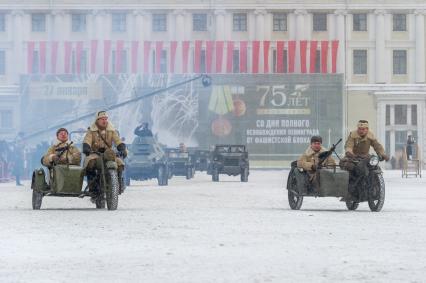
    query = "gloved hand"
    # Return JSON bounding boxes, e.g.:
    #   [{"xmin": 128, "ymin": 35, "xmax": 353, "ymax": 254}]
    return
[
  {"xmin": 50, "ymin": 154, "xmax": 59, "ymax": 163},
  {"xmin": 345, "ymin": 151, "xmax": 355, "ymax": 158},
  {"xmin": 380, "ymin": 154, "xmax": 390, "ymax": 162},
  {"xmin": 82, "ymin": 143, "xmax": 91, "ymax": 156},
  {"xmin": 311, "ymin": 164, "xmax": 317, "ymax": 171},
  {"xmin": 117, "ymin": 143, "xmax": 127, "ymax": 158}
]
